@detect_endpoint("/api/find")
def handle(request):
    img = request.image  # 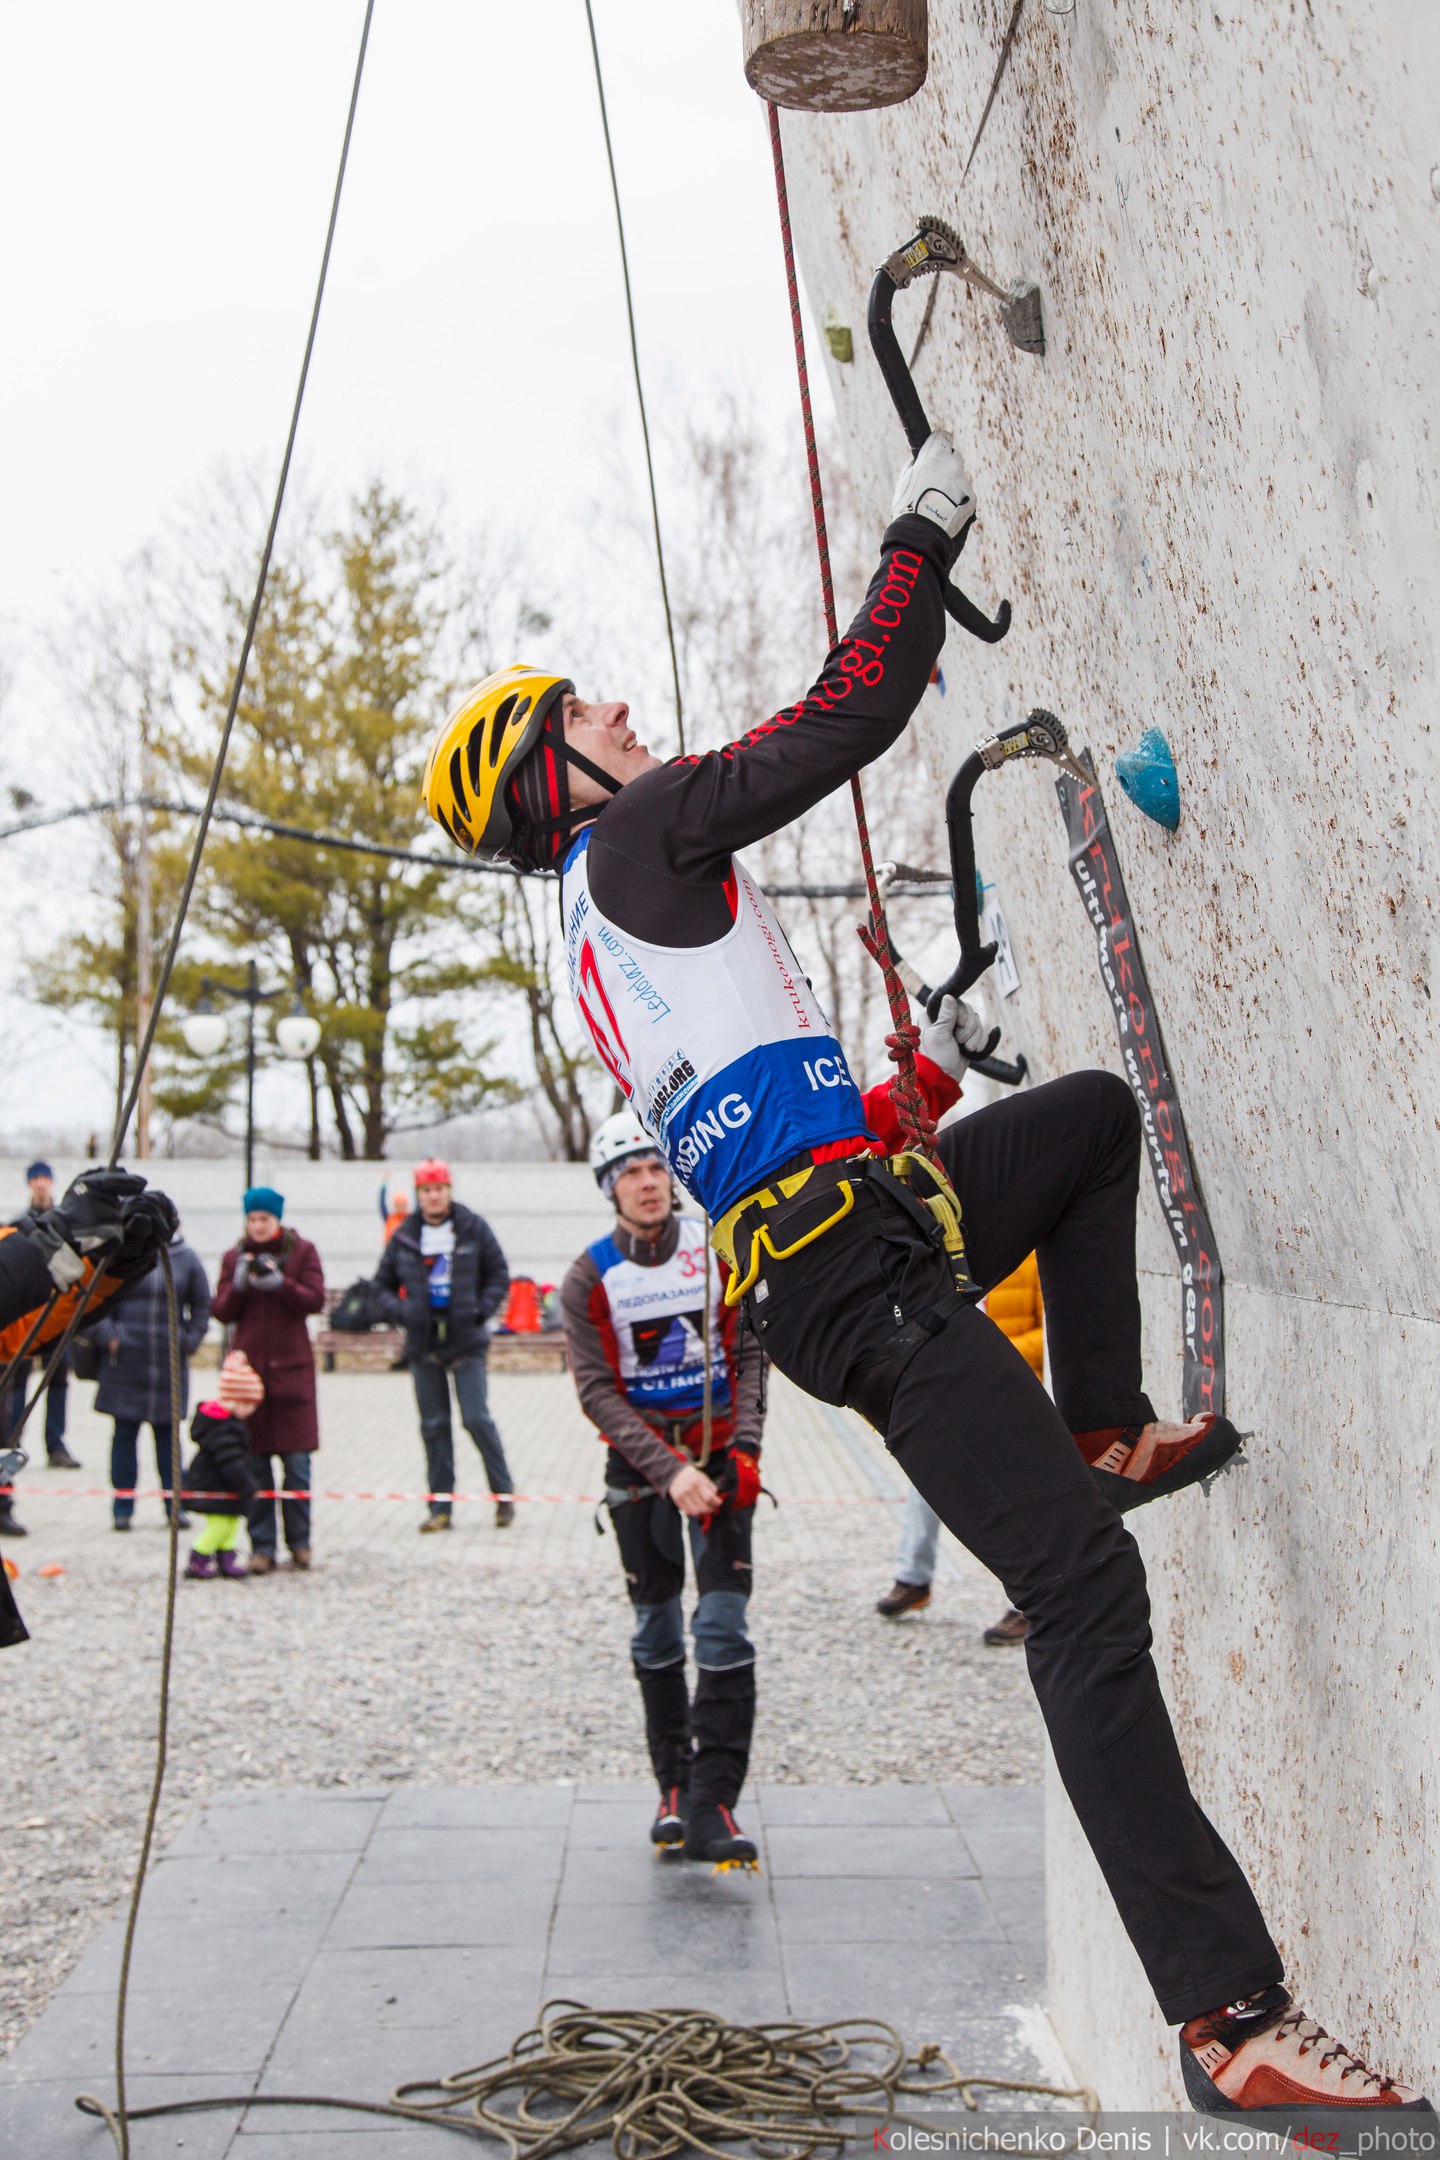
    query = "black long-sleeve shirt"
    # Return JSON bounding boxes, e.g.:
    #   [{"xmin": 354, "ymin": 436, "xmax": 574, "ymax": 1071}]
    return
[{"xmin": 585, "ymin": 515, "xmax": 951, "ymax": 946}]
